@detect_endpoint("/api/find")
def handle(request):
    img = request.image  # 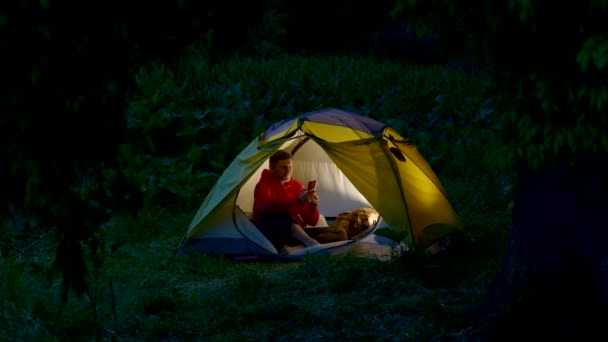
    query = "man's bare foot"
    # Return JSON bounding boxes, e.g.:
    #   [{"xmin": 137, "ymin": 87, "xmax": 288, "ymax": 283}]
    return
[{"xmin": 280, "ymin": 245, "xmax": 305, "ymax": 256}]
